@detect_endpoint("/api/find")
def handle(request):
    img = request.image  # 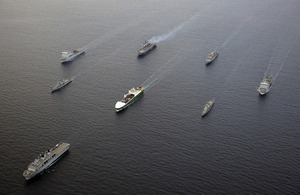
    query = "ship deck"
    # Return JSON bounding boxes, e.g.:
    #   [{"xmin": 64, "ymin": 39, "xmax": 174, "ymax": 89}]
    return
[
  {"xmin": 138, "ymin": 44, "xmax": 155, "ymax": 52},
  {"xmin": 52, "ymin": 142, "xmax": 70, "ymax": 155}
]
